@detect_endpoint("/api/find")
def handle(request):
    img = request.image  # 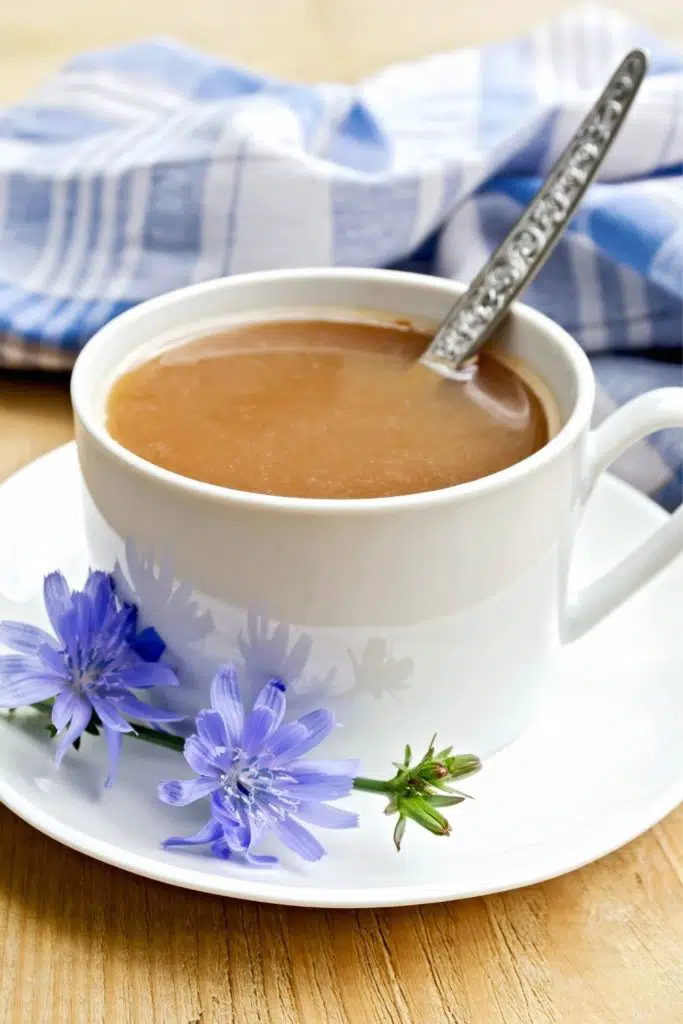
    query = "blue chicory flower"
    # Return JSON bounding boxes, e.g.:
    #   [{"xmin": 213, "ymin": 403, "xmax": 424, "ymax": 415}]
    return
[
  {"xmin": 0, "ymin": 570, "xmax": 181, "ymax": 786},
  {"xmin": 158, "ymin": 664, "xmax": 359, "ymax": 864}
]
